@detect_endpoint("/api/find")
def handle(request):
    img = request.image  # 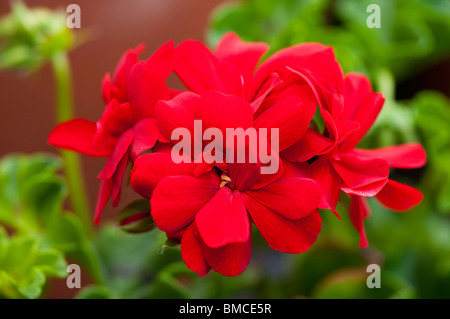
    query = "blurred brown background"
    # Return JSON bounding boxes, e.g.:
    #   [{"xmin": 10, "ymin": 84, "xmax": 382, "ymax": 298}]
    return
[{"xmin": 0, "ymin": 0, "xmax": 229, "ymax": 222}]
